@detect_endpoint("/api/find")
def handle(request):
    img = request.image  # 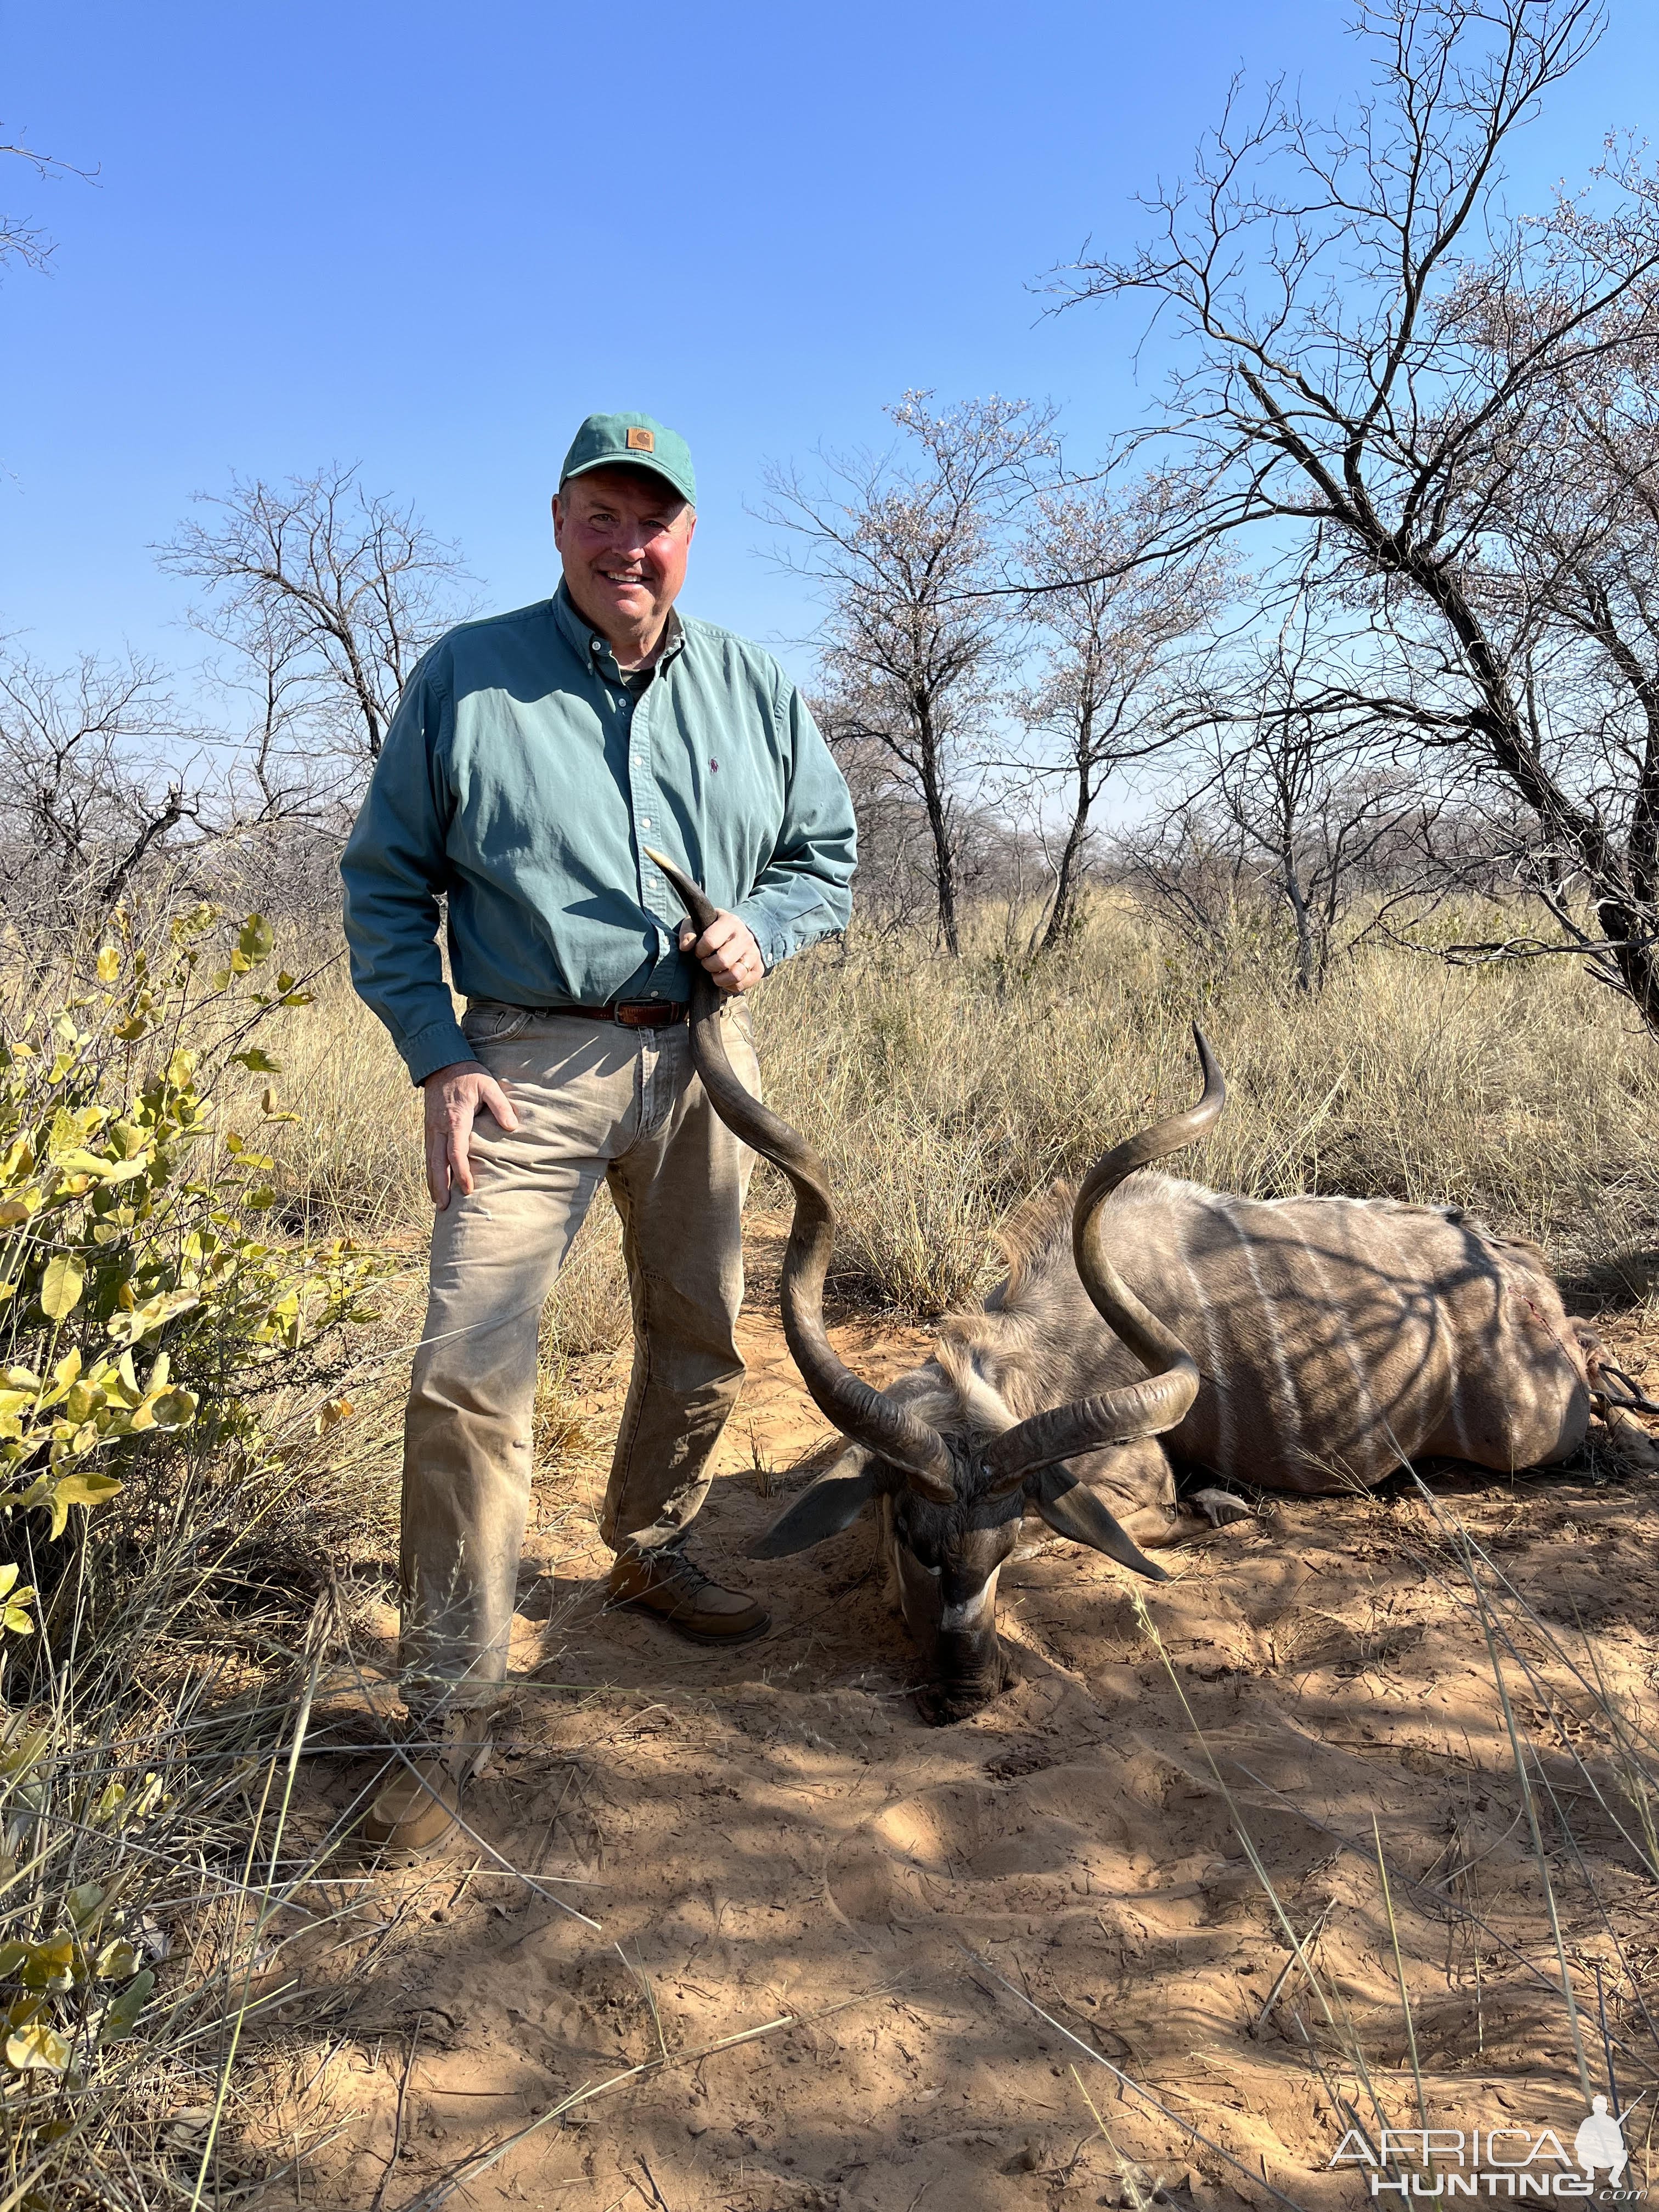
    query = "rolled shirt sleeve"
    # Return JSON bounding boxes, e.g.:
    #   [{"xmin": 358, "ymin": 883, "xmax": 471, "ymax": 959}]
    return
[
  {"xmin": 729, "ymin": 678, "xmax": 856, "ymax": 972},
  {"xmin": 340, "ymin": 656, "xmax": 475, "ymax": 1086}
]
